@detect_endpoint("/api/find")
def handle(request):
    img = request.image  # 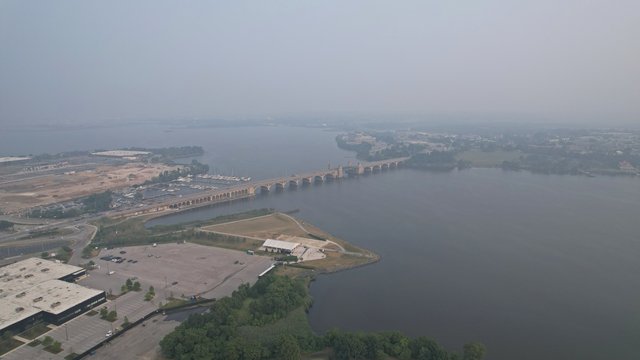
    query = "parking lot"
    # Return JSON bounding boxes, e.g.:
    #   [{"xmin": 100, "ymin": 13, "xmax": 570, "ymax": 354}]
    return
[
  {"xmin": 3, "ymin": 243, "xmax": 273, "ymax": 359},
  {"xmin": 4, "ymin": 291, "xmax": 155, "ymax": 360},
  {"xmin": 79, "ymin": 242, "xmax": 273, "ymax": 301}
]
